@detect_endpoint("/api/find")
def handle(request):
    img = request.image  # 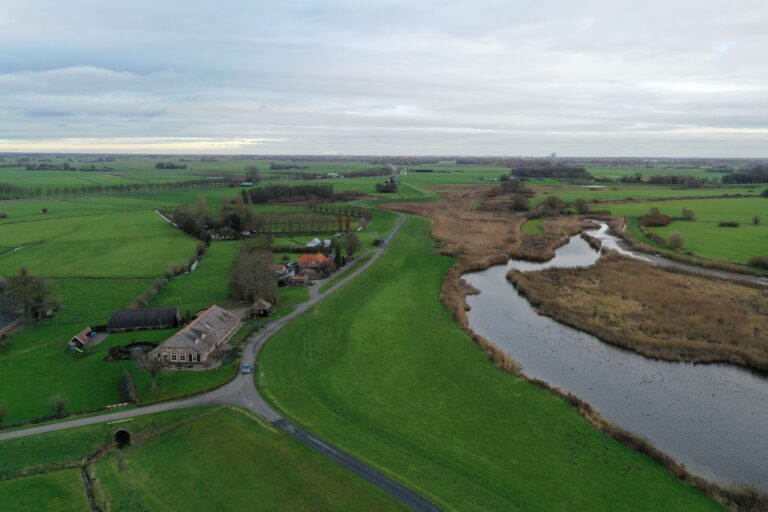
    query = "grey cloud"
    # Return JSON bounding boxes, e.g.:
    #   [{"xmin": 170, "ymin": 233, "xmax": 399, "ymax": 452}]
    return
[{"xmin": 0, "ymin": 0, "xmax": 766, "ymax": 155}]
